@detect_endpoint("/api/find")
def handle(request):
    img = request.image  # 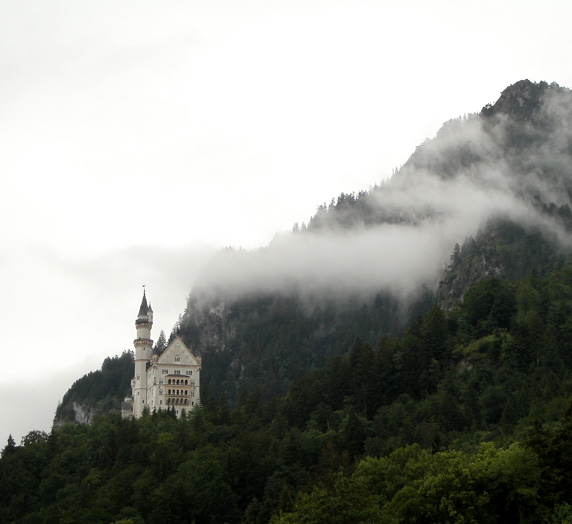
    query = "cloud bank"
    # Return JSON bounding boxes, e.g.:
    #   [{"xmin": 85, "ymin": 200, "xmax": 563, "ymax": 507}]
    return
[{"xmin": 192, "ymin": 85, "xmax": 572, "ymax": 302}]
